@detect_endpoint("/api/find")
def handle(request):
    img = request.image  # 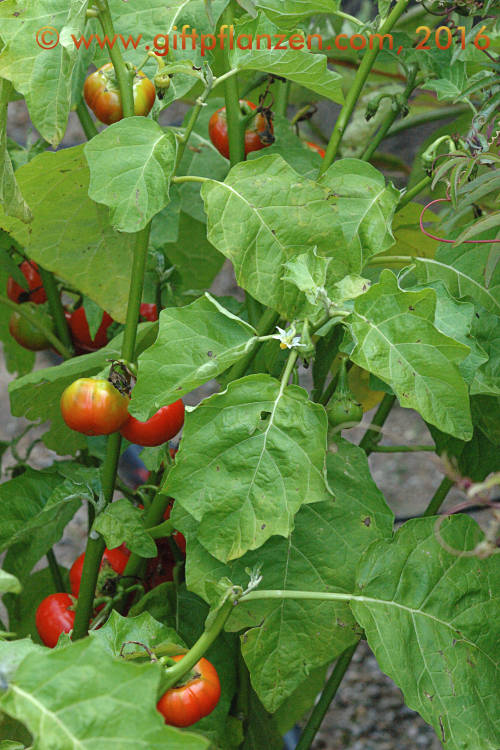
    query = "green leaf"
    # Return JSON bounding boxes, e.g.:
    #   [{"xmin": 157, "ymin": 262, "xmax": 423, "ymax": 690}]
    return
[
  {"xmin": 0, "ymin": 79, "xmax": 30, "ymax": 222},
  {"xmin": 85, "ymin": 120, "xmax": 177, "ymax": 233},
  {"xmin": 282, "ymin": 249, "xmax": 330, "ymax": 305},
  {"xmin": 91, "ymin": 611, "xmax": 184, "ymax": 656},
  {"xmin": 352, "ymin": 516, "xmax": 500, "ymax": 750},
  {"xmin": 0, "ymin": 638, "xmax": 209, "ymax": 750},
  {"xmin": 8, "ymin": 323, "xmax": 157, "ymax": 454},
  {"xmin": 414, "ymin": 242, "xmax": 500, "ymax": 315},
  {"xmin": 0, "ymin": 570, "xmax": 20, "ymax": 596},
  {"xmin": 130, "ymin": 294, "xmax": 257, "ymax": 420},
  {"xmin": 387, "ymin": 201, "xmax": 439, "ymax": 260},
  {"xmin": 0, "ymin": 0, "xmax": 88, "ymax": 146},
  {"xmin": 470, "ymin": 308, "xmax": 500, "ymax": 396},
  {"xmin": 241, "ymin": 687, "xmax": 283, "ymax": 750},
  {"xmin": 349, "ymin": 270, "xmax": 473, "ymax": 440},
  {"xmin": 256, "ymin": 0, "xmax": 339, "ymax": 26},
  {"xmin": 0, "ymin": 146, "xmax": 136, "ymax": 323},
  {"xmin": 181, "ymin": 441, "xmax": 393, "ymax": 711},
  {"xmin": 0, "ymin": 640, "xmax": 42, "ymax": 684},
  {"xmin": 93, "ymin": 499, "xmax": 157, "ymax": 558},
  {"xmin": 0, "ymin": 465, "xmax": 96, "ymax": 578},
  {"xmin": 0, "ymin": 741, "xmax": 25, "ymax": 749},
  {"xmin": 167, "ymin": 374, "xmax": 331, "ymax": 562},
  {"xmin": 229, "ymin": 15, "xmax": 343, "ymax": 104},
  {"xmin": 201, "ymin": 156, "xmax": 398, "ymax": 318}
]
